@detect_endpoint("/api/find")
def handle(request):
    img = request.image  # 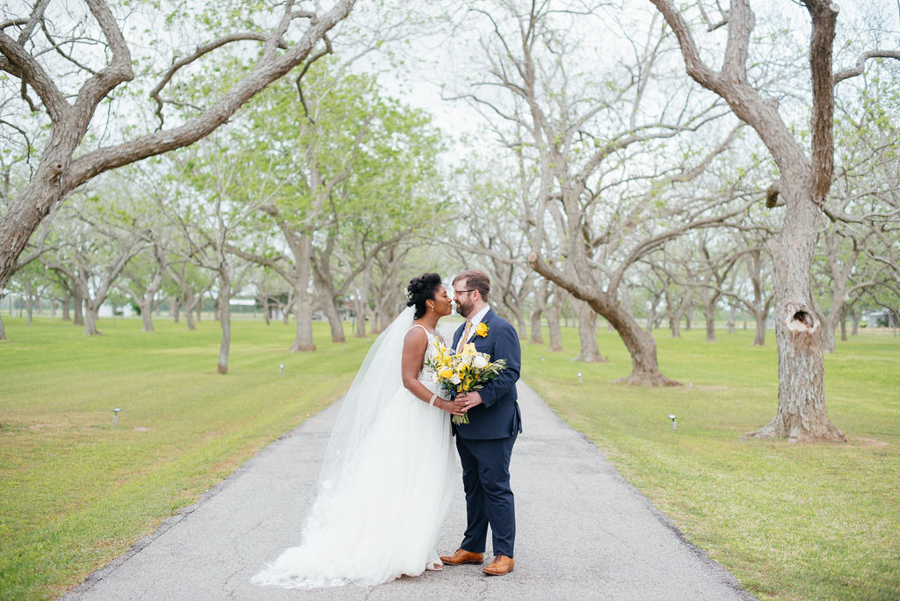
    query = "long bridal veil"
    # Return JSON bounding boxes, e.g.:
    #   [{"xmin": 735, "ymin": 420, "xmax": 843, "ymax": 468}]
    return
[
  {"xmin": 253, "ymin": 305, "xmax": 456, "ymax": 588},
  {"xmin": 316, "ymin": 305, "xmax": 414, "ymax": 494}
]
